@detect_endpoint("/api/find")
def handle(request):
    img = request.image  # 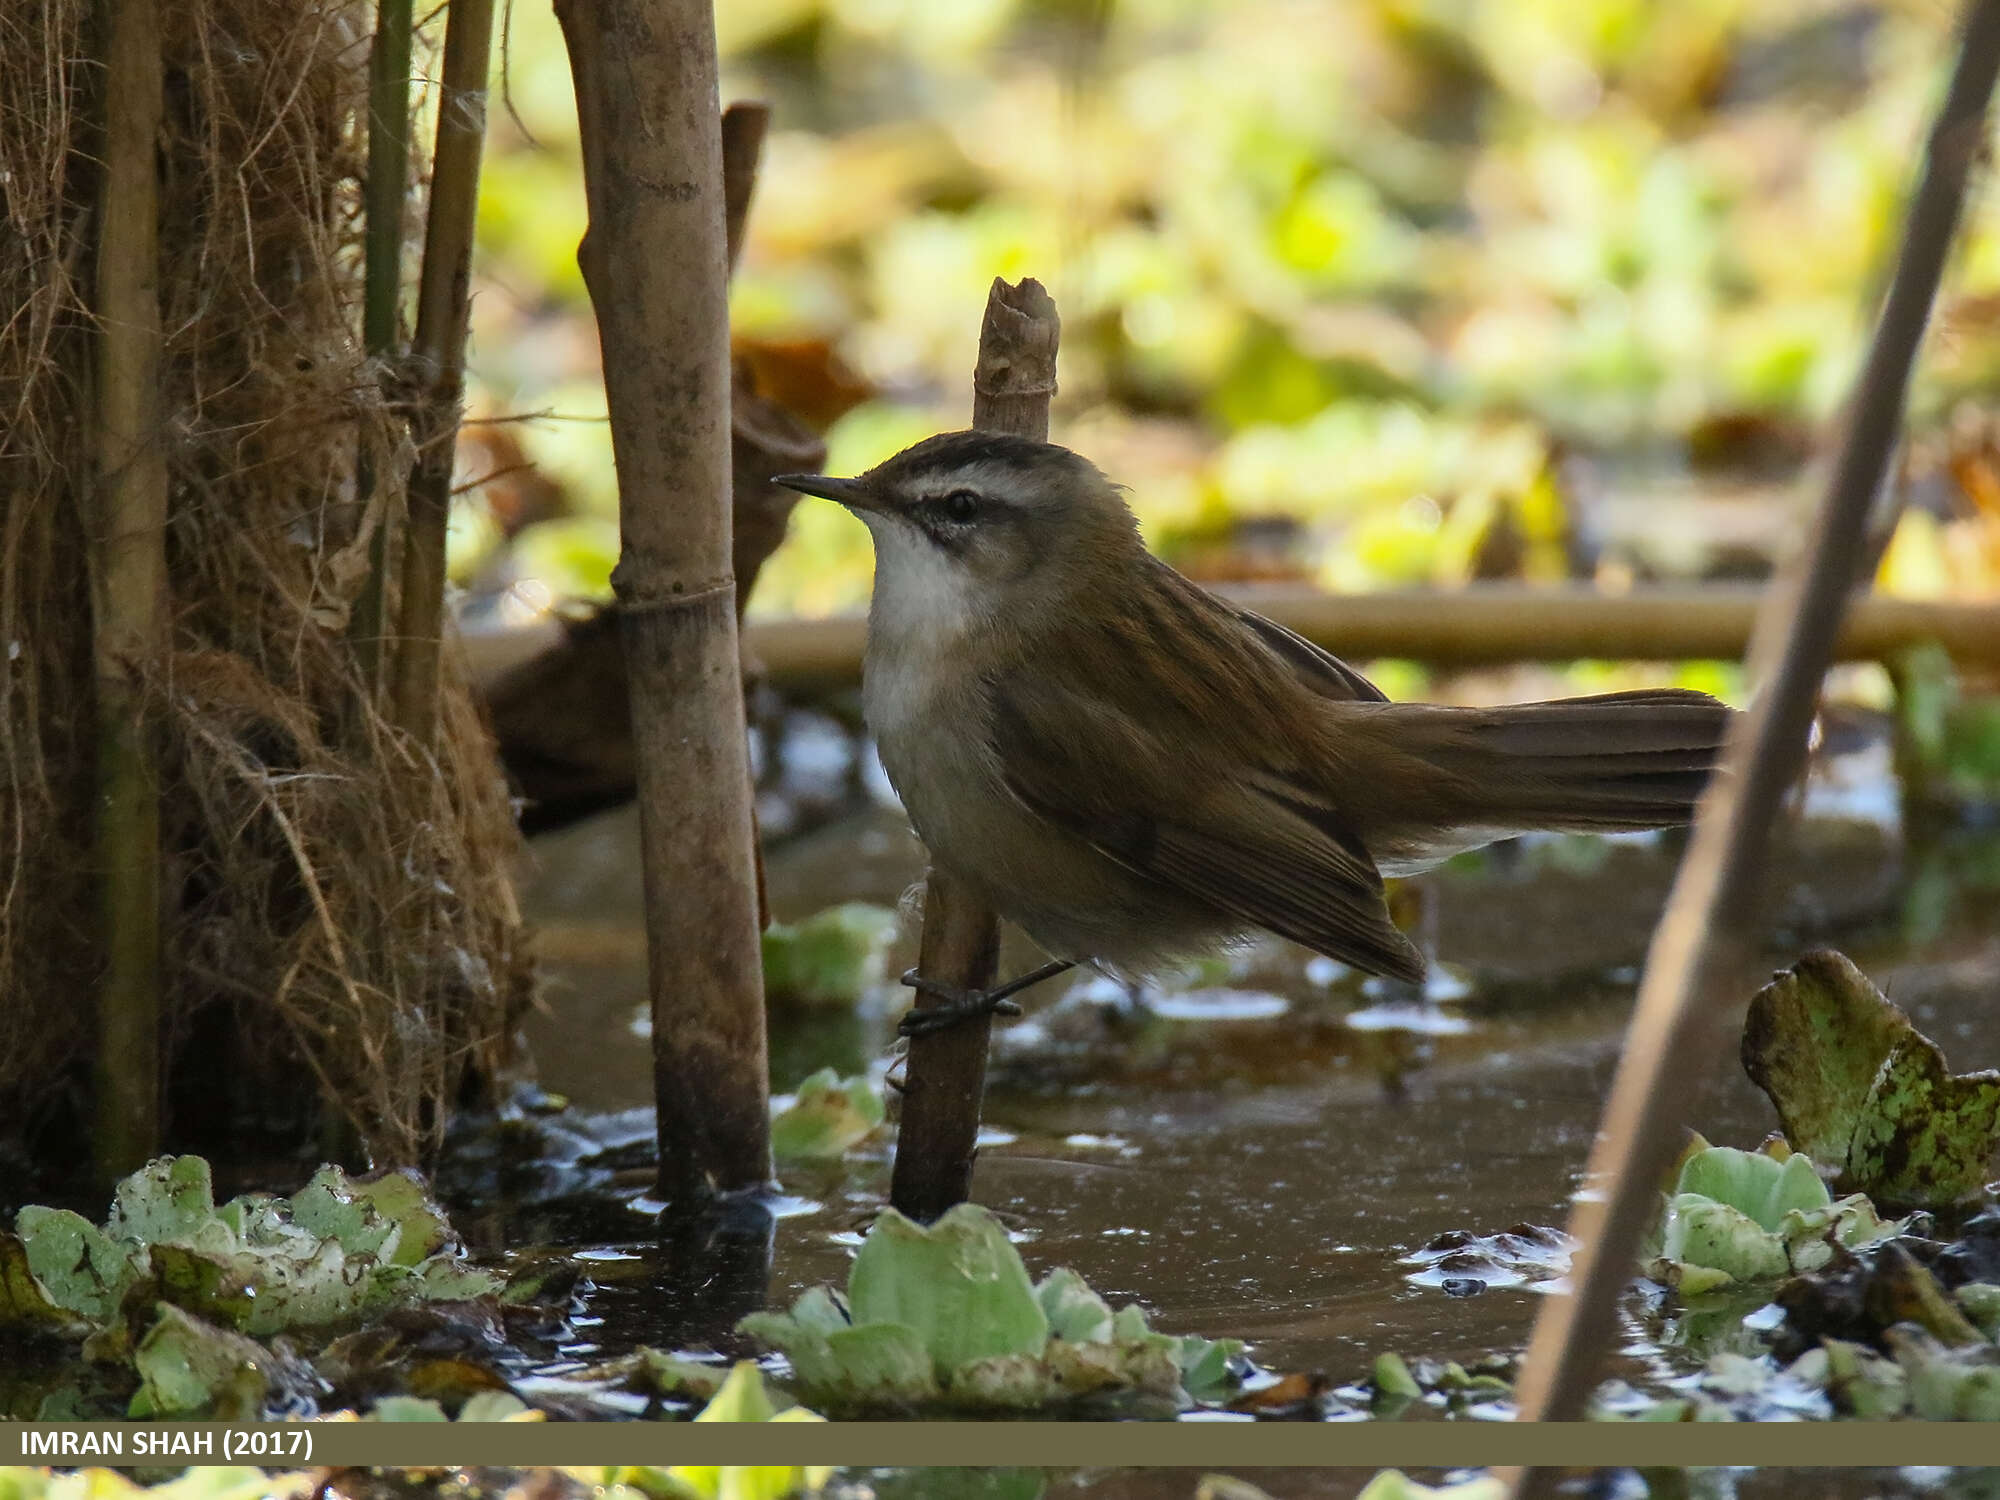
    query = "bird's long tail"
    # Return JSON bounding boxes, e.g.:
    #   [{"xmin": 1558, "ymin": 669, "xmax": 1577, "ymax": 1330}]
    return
[{"xmin": 1347, "ymin": 688, "xmax": 1735, "ymax": 858}]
